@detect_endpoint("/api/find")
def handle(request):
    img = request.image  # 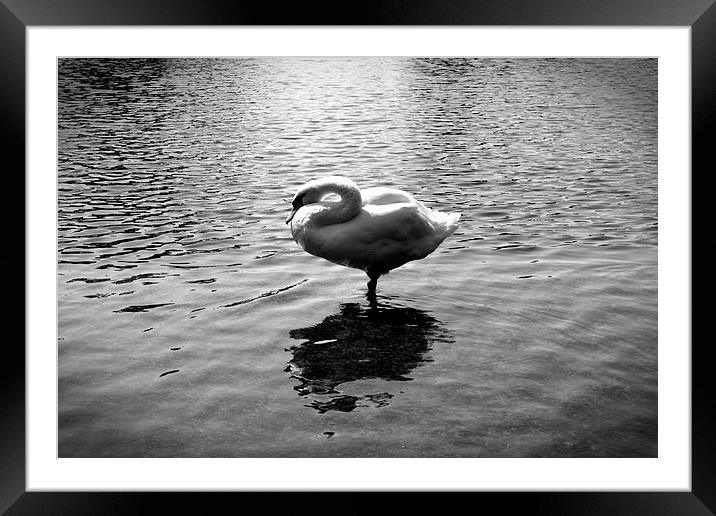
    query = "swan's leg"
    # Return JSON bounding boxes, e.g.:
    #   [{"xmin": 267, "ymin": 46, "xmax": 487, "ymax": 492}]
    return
[
  {"xmin": 366, "ymin": 269, "xmax": 380, "ymax": 294},
  {"xmin": 367, "ymin": 290, "xmax": 378, "ymax": 309},
  {"xmin": 365, "ymin": 269, "xmax": 382, "ymax": 307},
  {"xmin": 366, "ymin": 276, "xmax": 378, "ymax": 308},
  {"xmin": 367, "ymin": 277, "xmax": 378, "ymax": 292}
]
